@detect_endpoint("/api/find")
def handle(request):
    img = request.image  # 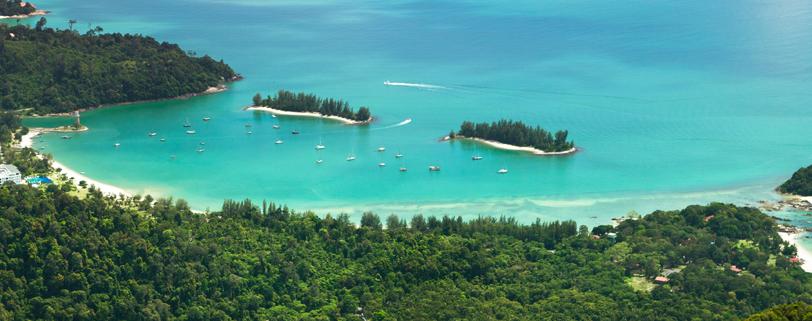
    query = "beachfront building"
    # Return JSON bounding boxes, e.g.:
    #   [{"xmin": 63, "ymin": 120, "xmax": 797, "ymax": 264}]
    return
[{"xmin": 0, "ymin": 164, "xmax": 23, "ymax": 184}]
